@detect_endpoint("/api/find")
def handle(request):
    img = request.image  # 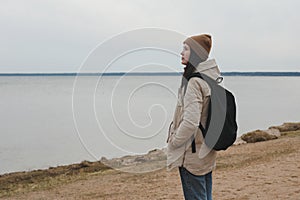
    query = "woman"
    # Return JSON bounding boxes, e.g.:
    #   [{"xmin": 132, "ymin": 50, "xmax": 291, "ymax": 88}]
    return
[{"xmin": 167, "ymin": 34, "xmax": 222, "ymax": 200}]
